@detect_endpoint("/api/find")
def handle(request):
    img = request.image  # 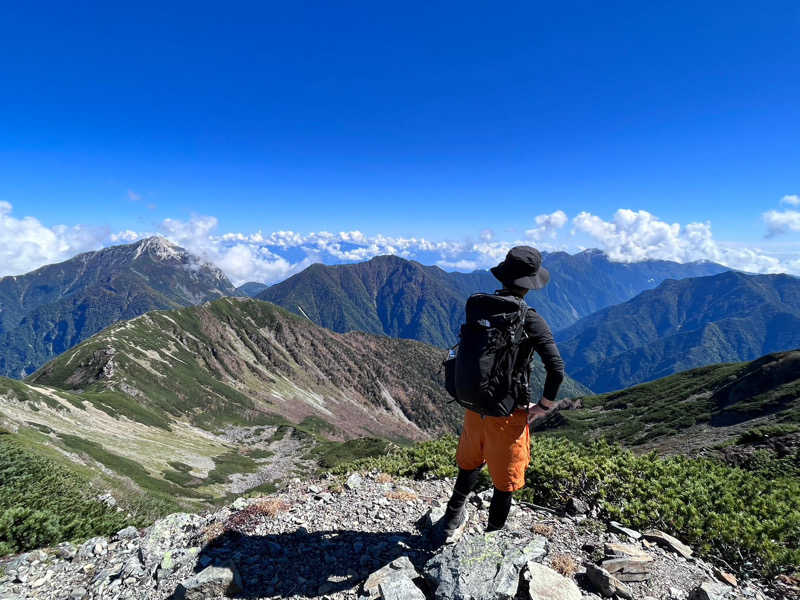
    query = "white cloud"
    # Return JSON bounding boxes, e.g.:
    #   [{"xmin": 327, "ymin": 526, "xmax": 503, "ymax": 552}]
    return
[
  {"xmin": 3, "ymin": 202, "xmax": 799, "ymax": 285},
  {"xmin": 572, "ymin": 208, "xmax": 791, "ymax": 274},
  {"xmin": 525, "ymin": 210, "xmax": 568, "ymax": 241},
  {"xmin": 0, "ymin": 202, "xmax": 106, "ymax": 277},
  {"xmin": 780, "ymin": 194, "xmax": 800, "ymax": 206},
  {"xmin": 763, "ymin": 209, "xmax": 800, "ymax": 238},
  {"xmin": 110, "ymin": 229, "xmax": 142, "ymax": 243}
]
